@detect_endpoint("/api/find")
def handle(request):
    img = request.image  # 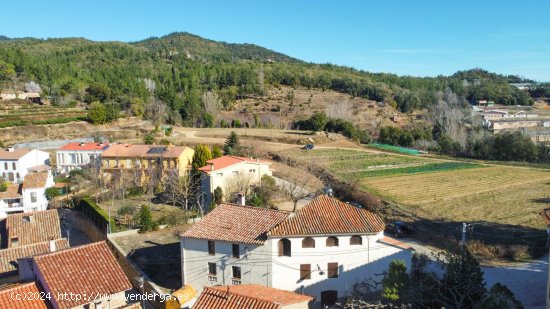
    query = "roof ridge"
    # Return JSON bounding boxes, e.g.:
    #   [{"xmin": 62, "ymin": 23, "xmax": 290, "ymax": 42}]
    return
[
  {"xmin": 0, "ymin": 238, "xmax": 66, "ymax": 251},
  {"xmin": 32, "ymin": 241, "xmax": 106, "ymax": 259},
  {"xmin": 205, "ymin": 287, "xmax": 281, "ymax": 306},
  {"xmin": 218, "ymin": 203, "xmax": 287, "ymax": 214}
]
